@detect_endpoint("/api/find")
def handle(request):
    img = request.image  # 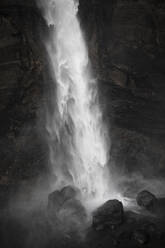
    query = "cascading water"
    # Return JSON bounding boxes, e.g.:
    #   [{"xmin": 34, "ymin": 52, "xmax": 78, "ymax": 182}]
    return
[{"xmin": 42, "ymin": 0, "xmax": 113, "ymax": 207}]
